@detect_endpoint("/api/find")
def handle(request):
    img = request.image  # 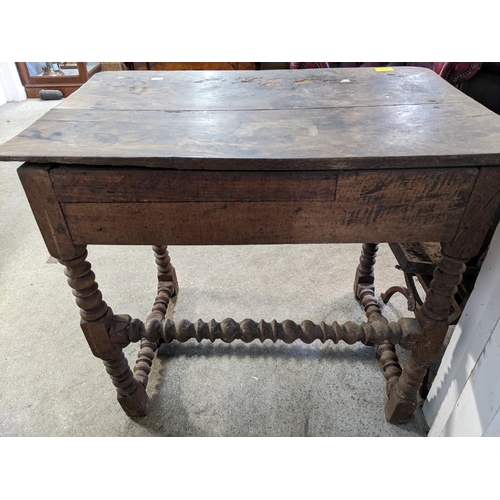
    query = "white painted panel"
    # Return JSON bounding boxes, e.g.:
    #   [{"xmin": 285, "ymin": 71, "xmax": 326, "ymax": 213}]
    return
[
  {"xmin": 0, "ymin": 84, "xmax": 6, "ymax": 106},
  {"xmin": 0, "ymin": 62, "xmax": 27, "ymax": 102},
  {"xmin": 483, "ymin": 407, "xmax": 500, "ymax": 436},
  {"xmin": 424, "ymin": 225, "xmax": 500, "ymax": 435},
  {"xmin": 438, "ymin": 319, "xmax": 500, "ymax": 436},
  {"xmin": 424, "ymin": 224, "xmax": 500, "ymax": 436}
]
